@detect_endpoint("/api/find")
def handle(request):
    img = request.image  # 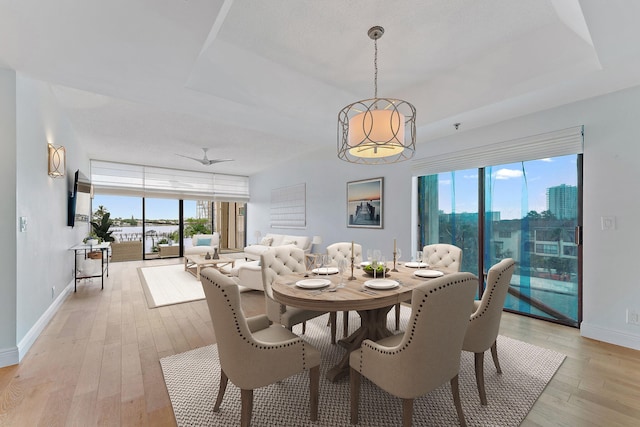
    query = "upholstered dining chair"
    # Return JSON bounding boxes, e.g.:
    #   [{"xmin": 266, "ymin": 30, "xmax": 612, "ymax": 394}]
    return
[
  {"xmin": 422, "ymin": 243, "xmax": 463, "ymax": 271},
  {"xmin": 394, "ymin": 243, "xmax": 464, "ymax": 330},
  {"xmin": 350, "ymin": 272, "xmax": 477, "ymax": 427},
  {"xmin": 326, "ymin": 242, "xmax": 363, "ymax": 338},
  {"xmin": 200, "ymin": 268, "xmax": 321, "ymax": 427},
  {"xmin": 462, "ymin": 257, "xmax": 516, "ymax": 405},
  {"xmin": 326, "ymin": 242, "xmax": 363, "ymax": 267},
  {"xmin": 261, "ymin": 246, "xmax": 337, "ymax": 343}
]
